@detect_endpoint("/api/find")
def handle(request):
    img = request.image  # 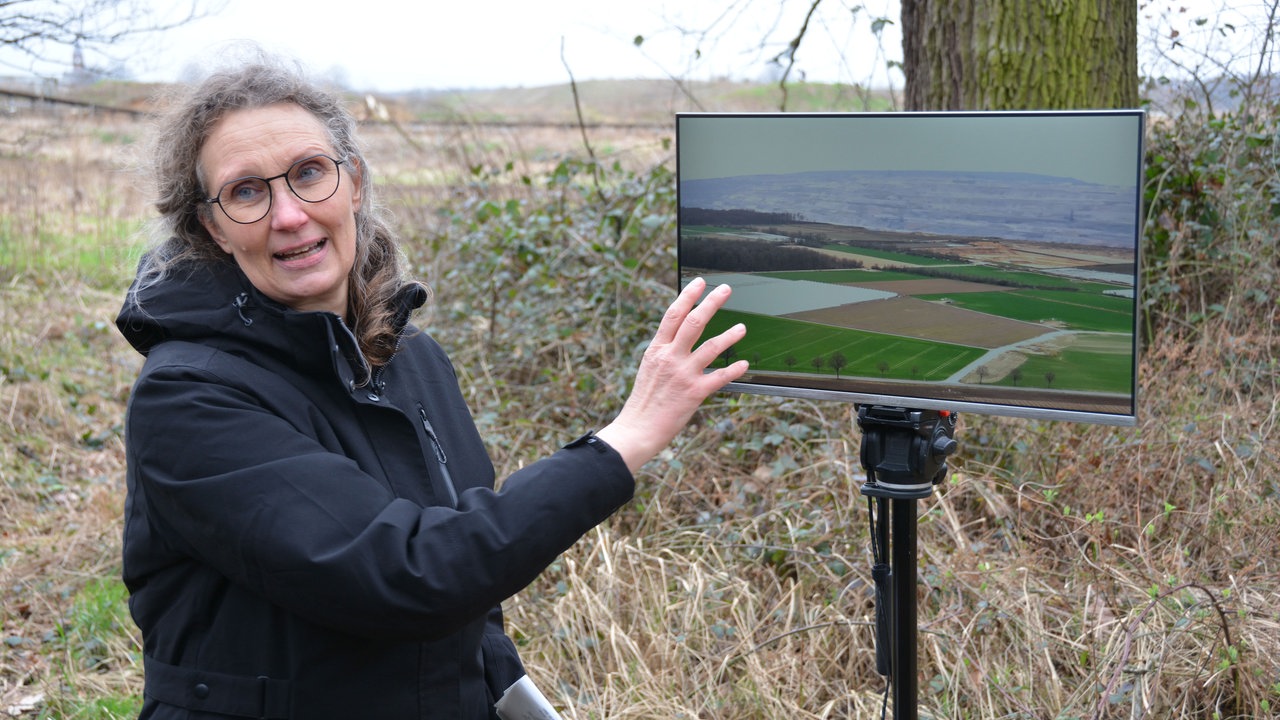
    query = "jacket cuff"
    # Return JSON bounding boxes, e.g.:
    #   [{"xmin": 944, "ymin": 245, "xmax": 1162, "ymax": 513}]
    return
[{"xmin": 562, "ymin": 430, "xmax": 611, "ymax": 454}]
